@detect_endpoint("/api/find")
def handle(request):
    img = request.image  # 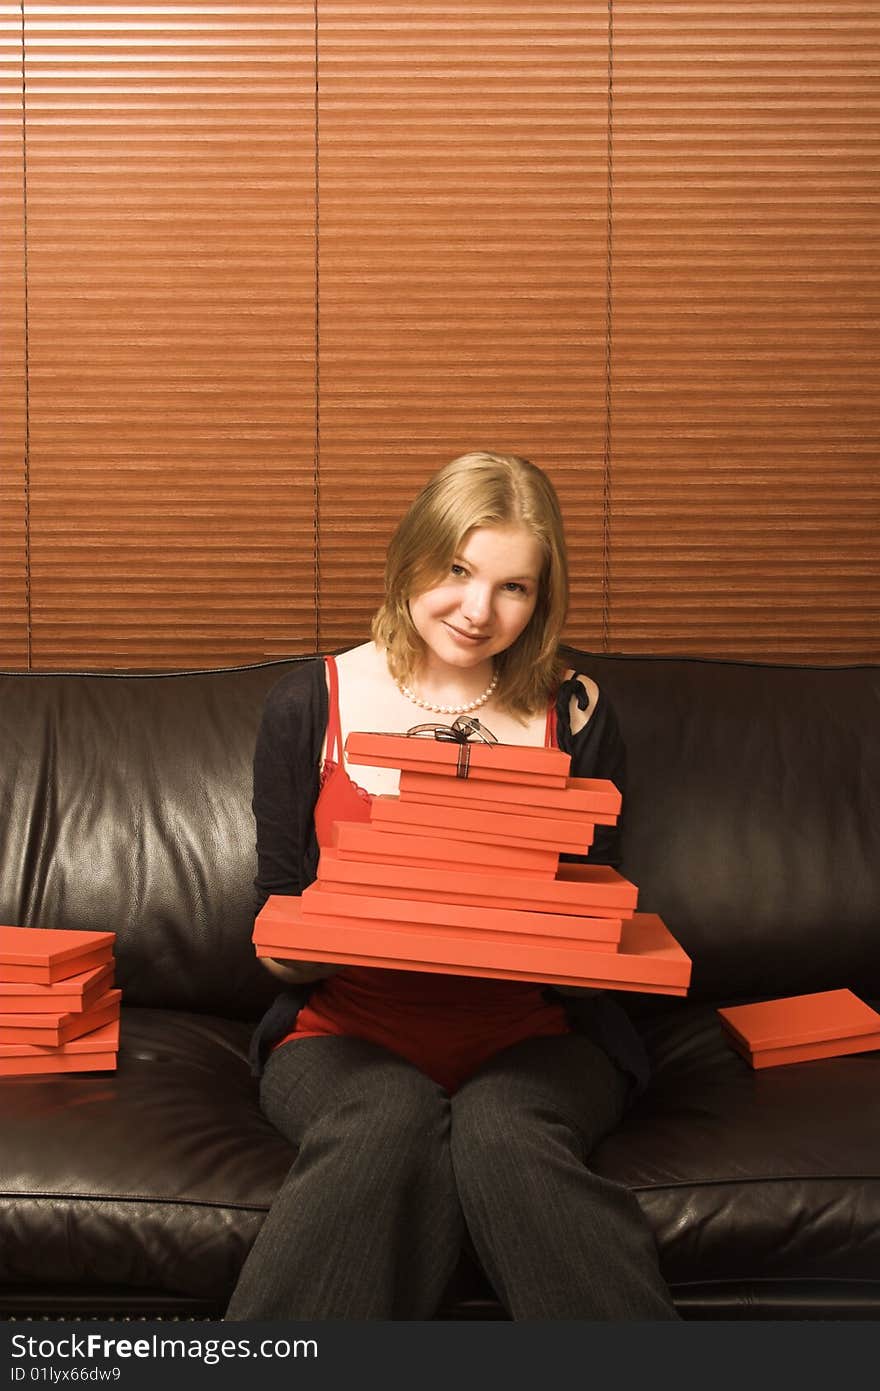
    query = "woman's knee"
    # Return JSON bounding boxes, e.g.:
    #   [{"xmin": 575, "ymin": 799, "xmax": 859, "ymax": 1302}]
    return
[
  {"xmin": 321, "ymin": 1055, "xmax": 450, "ymax": 1153},
  {"xmin": 450, "ymin": 1091, "xmax": 569, "ymax": 1190},
  {"xmin": 450, "ymin": 1036, "xmax": 629, "ymax": 1176}
]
